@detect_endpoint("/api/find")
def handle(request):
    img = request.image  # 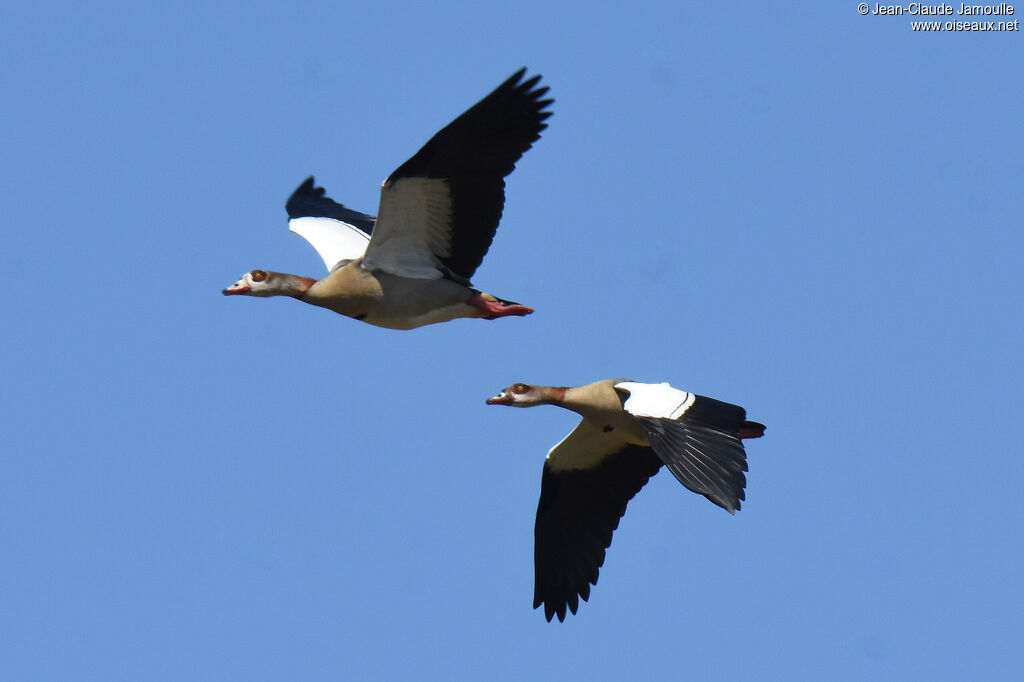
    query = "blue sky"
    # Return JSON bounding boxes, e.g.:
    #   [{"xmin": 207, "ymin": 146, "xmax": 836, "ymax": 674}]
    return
[{"xmin": 2, "ymin": 1, "xmax": 1021, "ymax": 679}]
